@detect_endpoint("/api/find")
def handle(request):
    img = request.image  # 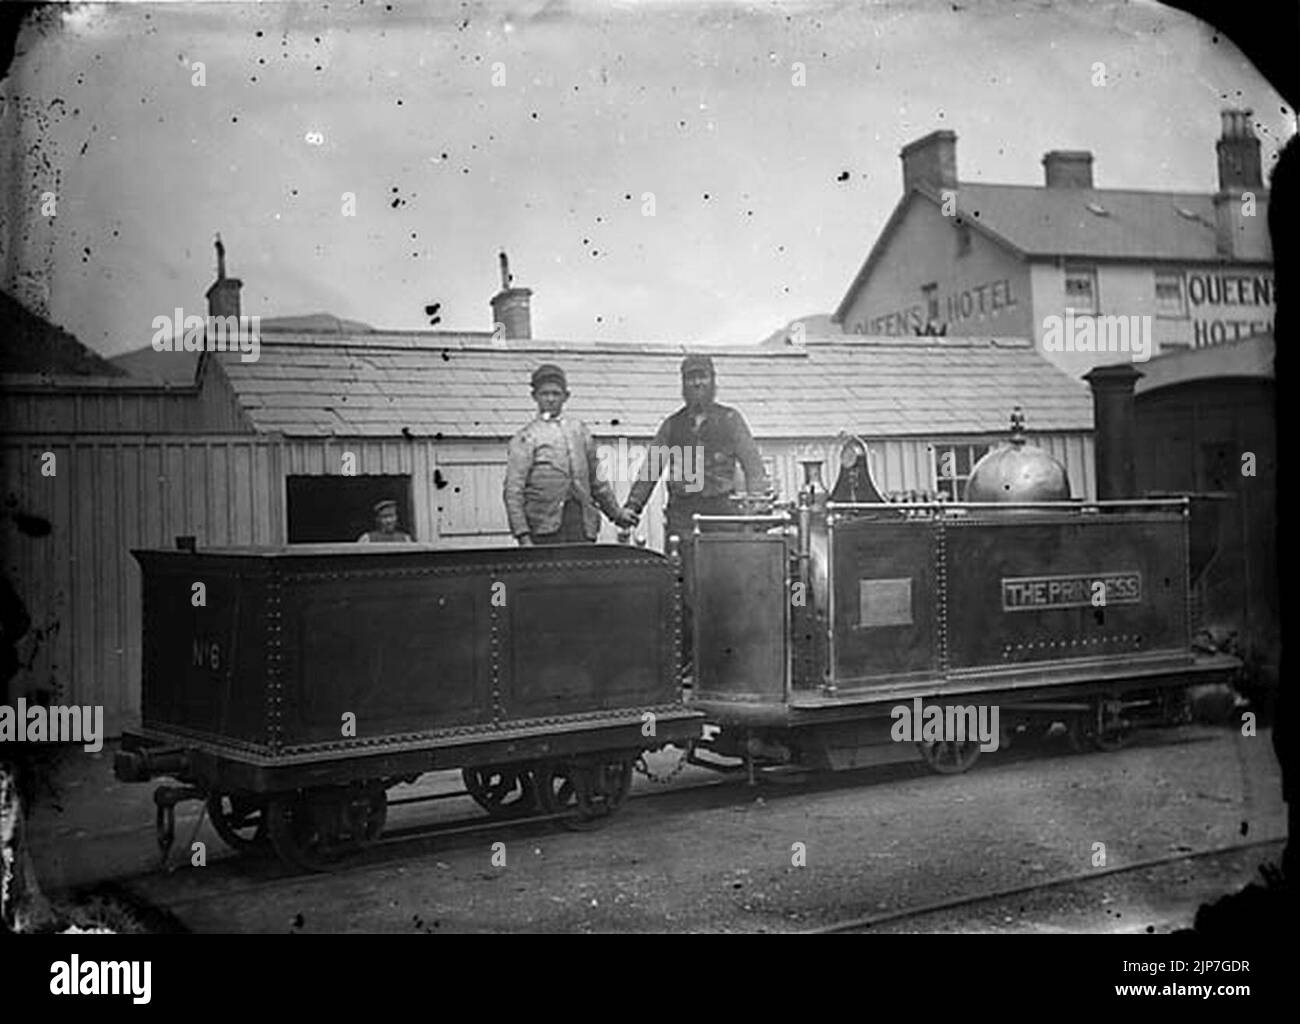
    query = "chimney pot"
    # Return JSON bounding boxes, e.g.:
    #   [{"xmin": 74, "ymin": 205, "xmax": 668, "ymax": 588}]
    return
[
  {"xmin": 490, "ymin": 252, "xmax": 531, "ymax": 340},
  {"xmin": 205, "ymin": 235, "xmax": 242, "ymax": 320},
  {"xmin": 900, "ymin": 130, "xmax": 958, "ymax": 195},
  {"xmin": 1042, "ymin": 150, "xmax": 1094, "ymax": 189},
  {"xmin": 1216, "ymin": 107, "xmax": 1262, "ymax": 191}
]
